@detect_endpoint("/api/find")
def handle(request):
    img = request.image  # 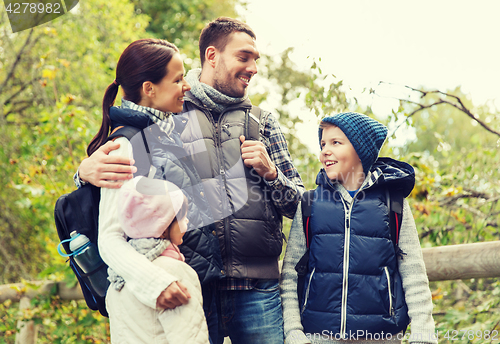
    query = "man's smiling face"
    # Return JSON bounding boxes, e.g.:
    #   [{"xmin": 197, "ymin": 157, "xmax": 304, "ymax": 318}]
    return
[{"xmin": 212, "ymin": 31, "xmax": 260, "ymax": 98}]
